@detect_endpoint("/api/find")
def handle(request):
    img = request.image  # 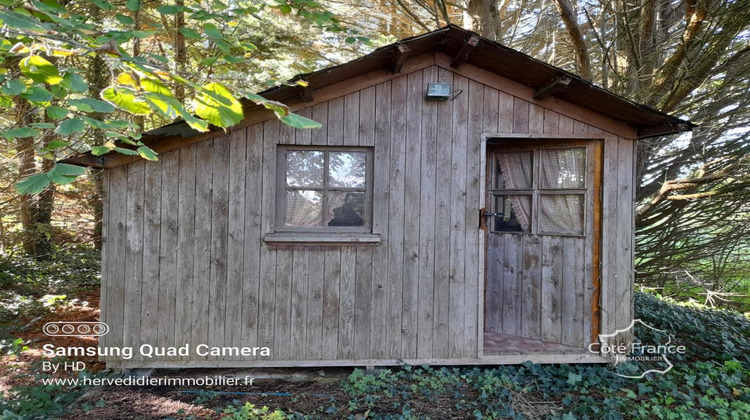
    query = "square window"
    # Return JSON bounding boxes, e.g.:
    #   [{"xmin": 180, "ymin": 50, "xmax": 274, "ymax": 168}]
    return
[
  {"xmin": 285, "ymin": 190, "xmax": 323, "ymax": 227},
  {"xmin": 329, "ymin": 152, "xmax": 366, "ymax": 188},
  {"xmin": 286, "ymin": 150, "xmax": 324, "ymax": 187},
  {"xmin": 277, "ymin": 146, "xmax": 372, "ymax": 233},
  {"xmin": 327, "ymin": 191, "xmax": 366, "ymax": 226},
  {"xmin": 540, "ymin": 148, "xmax": 585, "ymax": 189},
  {"xmin": 492, "ymin": 195, "xmax": 532, "ymax": 233},
  {"xmin": 495, "ymin": 151, "xmax": 533, "ymax": 189},
  {"xmin": 539, "ymin": 194, "xmax": 584, "ymax": 235},
  {"xmin": 489, "ymin": 145, "xmax": 589, "ymax": 237}
]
